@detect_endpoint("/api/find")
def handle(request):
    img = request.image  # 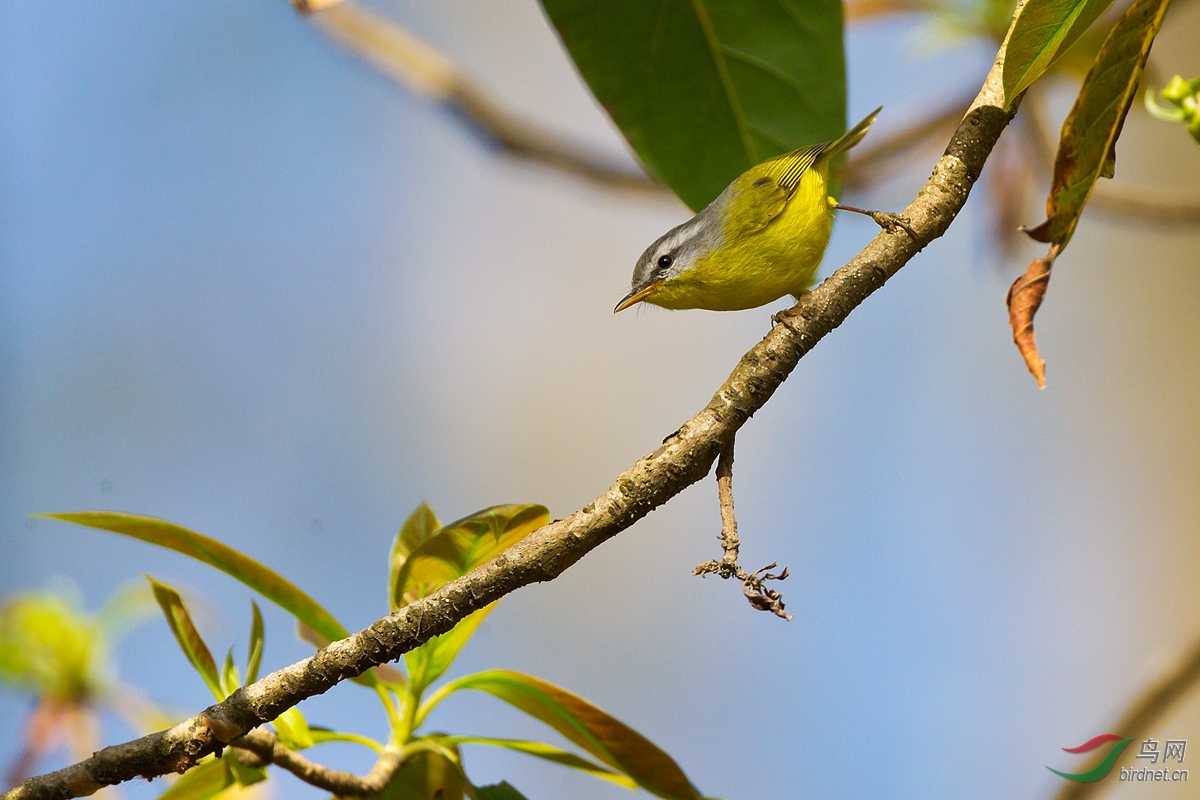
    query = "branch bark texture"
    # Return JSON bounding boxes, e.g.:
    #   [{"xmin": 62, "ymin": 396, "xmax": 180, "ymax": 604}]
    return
[{"xmin": 4, "ymin": 25, "xmax": 1021, "ymax": 800}]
